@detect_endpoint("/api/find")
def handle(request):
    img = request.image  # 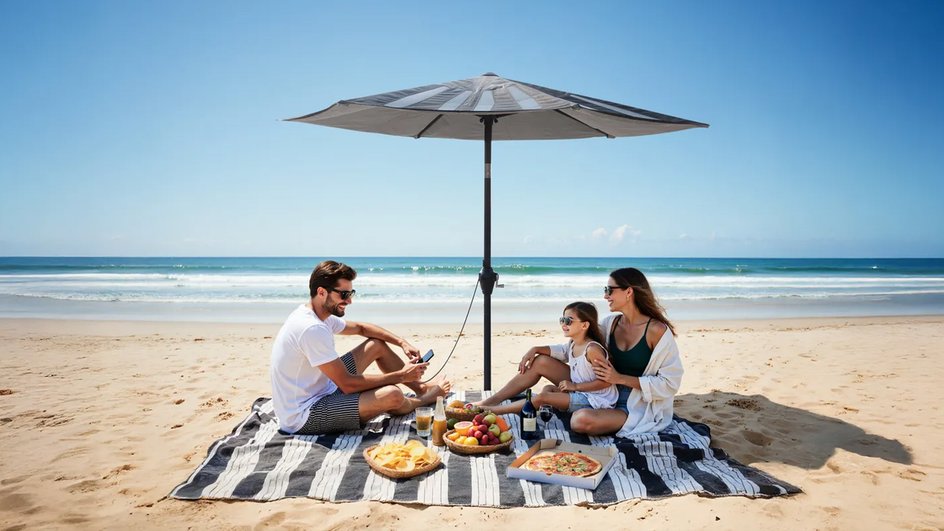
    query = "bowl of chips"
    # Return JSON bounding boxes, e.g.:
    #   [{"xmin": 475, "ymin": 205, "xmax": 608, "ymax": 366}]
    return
[{"xmin": 363, "ymin": 440, "xmax": 442, "ymax": 479}]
